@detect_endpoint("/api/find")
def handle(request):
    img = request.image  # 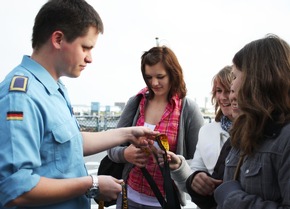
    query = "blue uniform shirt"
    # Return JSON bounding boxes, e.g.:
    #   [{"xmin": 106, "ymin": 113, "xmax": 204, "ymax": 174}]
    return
[{"xmin": 0, "ymin": 56, "xmax": 90, "ymax": 209}]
